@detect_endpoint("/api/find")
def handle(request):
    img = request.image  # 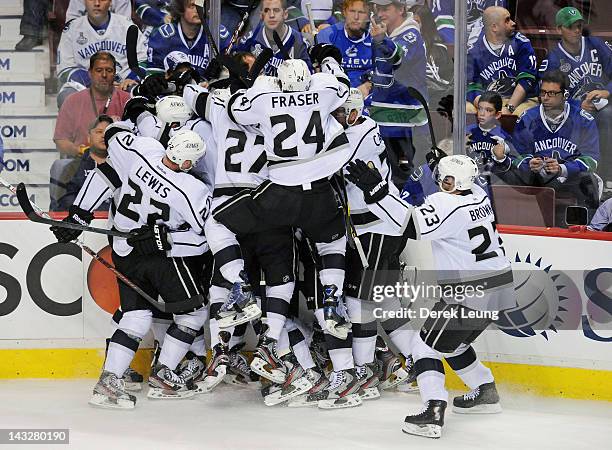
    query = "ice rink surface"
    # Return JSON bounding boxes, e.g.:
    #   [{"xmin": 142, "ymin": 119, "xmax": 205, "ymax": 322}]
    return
[{"xmin": 1, "ymin": 379, "xmax": 610, "ymax": 450}]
